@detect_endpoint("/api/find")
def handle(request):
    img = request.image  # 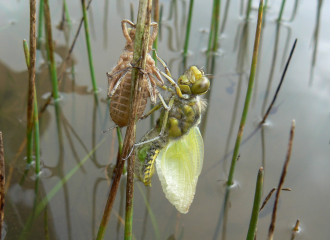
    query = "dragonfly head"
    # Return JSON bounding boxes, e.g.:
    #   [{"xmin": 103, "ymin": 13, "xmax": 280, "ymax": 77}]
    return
[{"xmin": 178, "ymin": 66, "xmax": 210, "ymax": 96}]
